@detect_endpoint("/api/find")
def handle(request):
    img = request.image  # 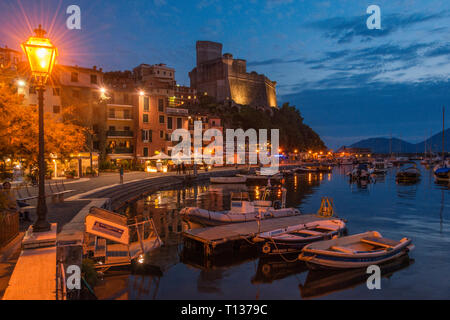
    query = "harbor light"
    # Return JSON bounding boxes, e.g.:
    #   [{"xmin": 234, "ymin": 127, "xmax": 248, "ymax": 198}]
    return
[
  {"xmin": 17, "ymin": 79, "xmax": 26, "ymax": 87},
  {"xmin": 139, "ymin": 90, "xmax": 145, "ymax": 96}
]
